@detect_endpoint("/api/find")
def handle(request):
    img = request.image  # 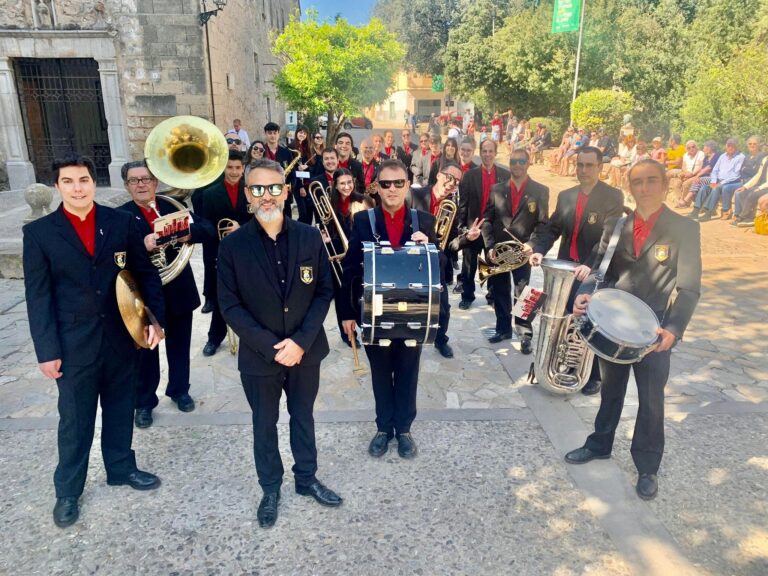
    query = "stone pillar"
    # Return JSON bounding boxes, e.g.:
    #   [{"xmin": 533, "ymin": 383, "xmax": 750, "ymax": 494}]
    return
[
  {"xmin": 97, "ymin": 58, "xmax": 130, "ymax": 188},
  {"xmin": 0, "ymin": 57, "xmax": 36, "ymax": 189}
]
